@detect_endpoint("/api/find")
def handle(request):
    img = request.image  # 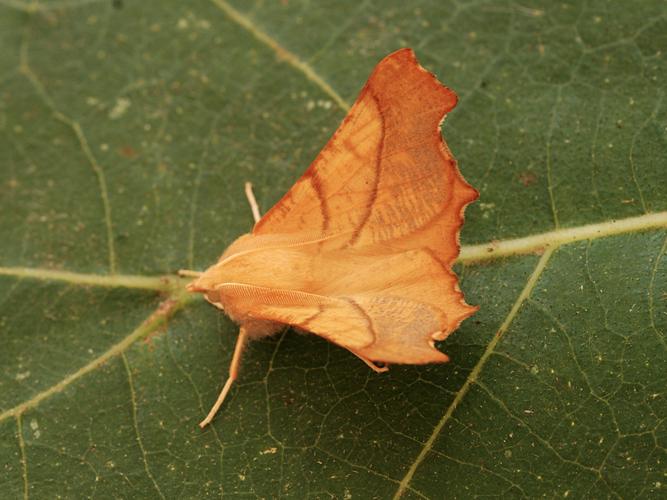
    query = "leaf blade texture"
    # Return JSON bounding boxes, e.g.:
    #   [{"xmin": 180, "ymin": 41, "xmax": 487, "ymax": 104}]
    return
[{"xmin": 0, "ymin": 1, "xmax": 665, "ymax": 498}]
